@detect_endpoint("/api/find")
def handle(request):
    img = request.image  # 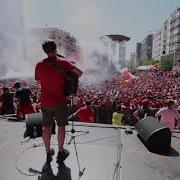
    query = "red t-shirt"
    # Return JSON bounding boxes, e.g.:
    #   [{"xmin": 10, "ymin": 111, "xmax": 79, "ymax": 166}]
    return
[
  {"xmin": 35, "ymin": 57, "xmax": 75, "ymax": 107},
  {"xmin": 76, "ymin": 106, "xmax": 95, "ymax": 123},
  {"xmin": 77, "ymin": 97, "xmax": 83, "ymax": 108}
]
